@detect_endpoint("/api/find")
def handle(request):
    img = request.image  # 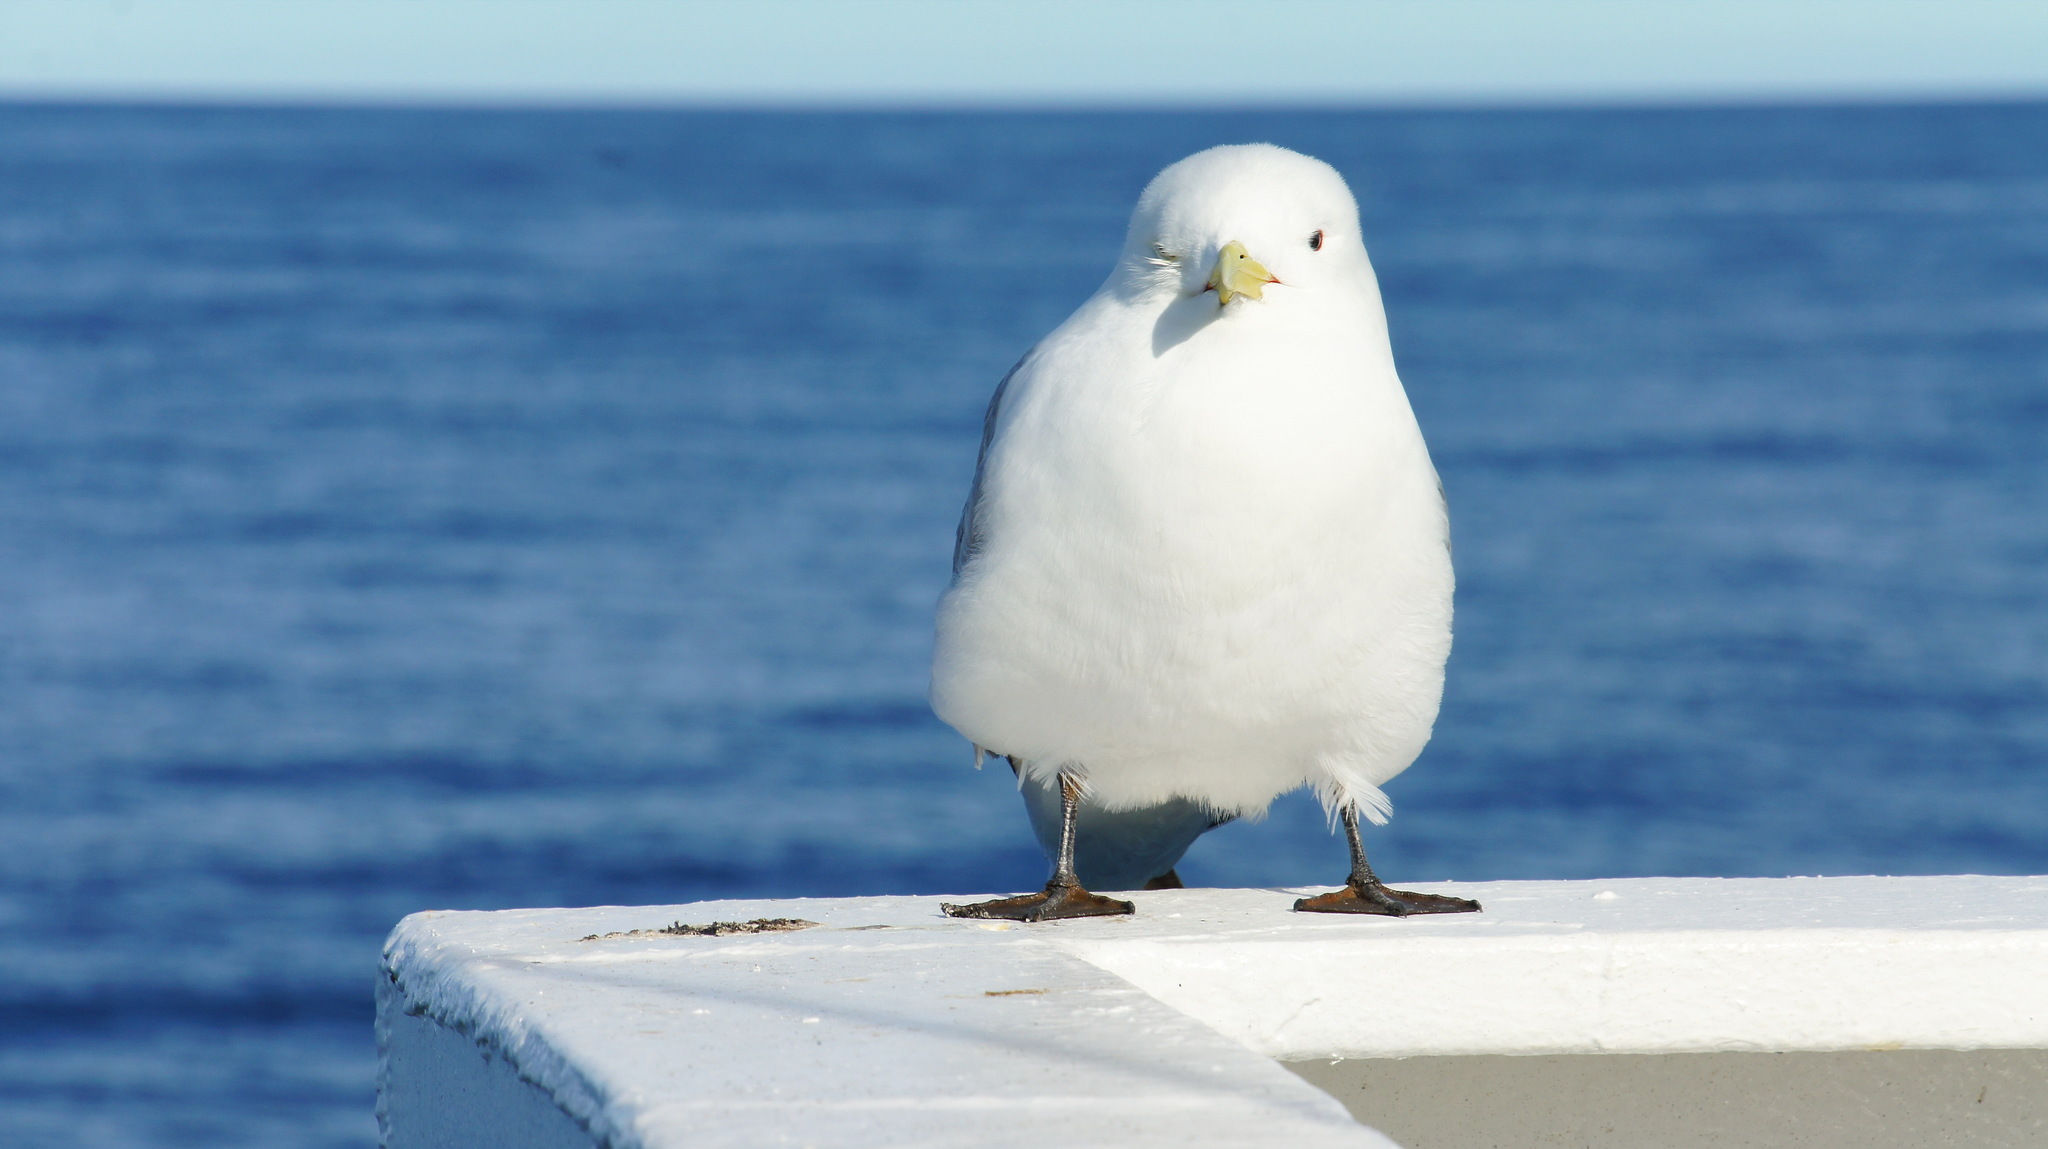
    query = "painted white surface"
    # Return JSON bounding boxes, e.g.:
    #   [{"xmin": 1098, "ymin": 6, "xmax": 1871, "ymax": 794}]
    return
[
  {"xmin": 379, "ymin": 875, "xmax": 2048, "ymax": 1147},
  {"xmin": 378, "ymin": 1006, "xmax": 595, "ymax": 1149},
  {"xmin": 1054, "ymin": 876, "xmax": 2048, "ymax": 1059},
  {"xmin": 379, "ymin": 895, "xmax": 1395, "ymax": 1149}
]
